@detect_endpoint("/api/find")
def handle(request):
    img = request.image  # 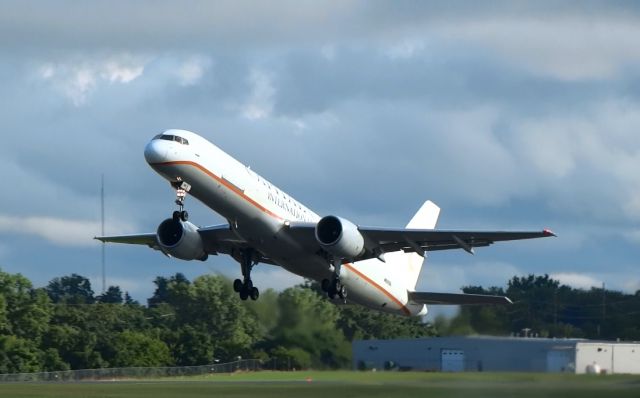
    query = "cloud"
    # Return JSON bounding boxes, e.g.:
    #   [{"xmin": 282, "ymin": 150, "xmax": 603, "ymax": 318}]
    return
[
  {"xmin": 176, "ymin": 55, "xmax": 212, "ymax": 86},
  {"xmin": 0, "ymin": 1, "xmax": 639, "ymax": 308},
  {"xmin": 418, "ymin": 260, "xmax": 524, "ymax": 293},
  {"xmin": 241, "ymin": 68, "xmax": 276, "ymax": 120},
  {"xmin": 0, "ymin": 215, "xmax": 135, "ymax": 247},
  {"xmin": 442, "ymin": 17, "xmax": 640, "ymax": 81},
  {"xmin": 37, "ymin": 54, "xmax": 147, "ymax": 105},
  {"xmin": 551, "ymin": 272, "xmax": 601, "ymax": 290}
]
